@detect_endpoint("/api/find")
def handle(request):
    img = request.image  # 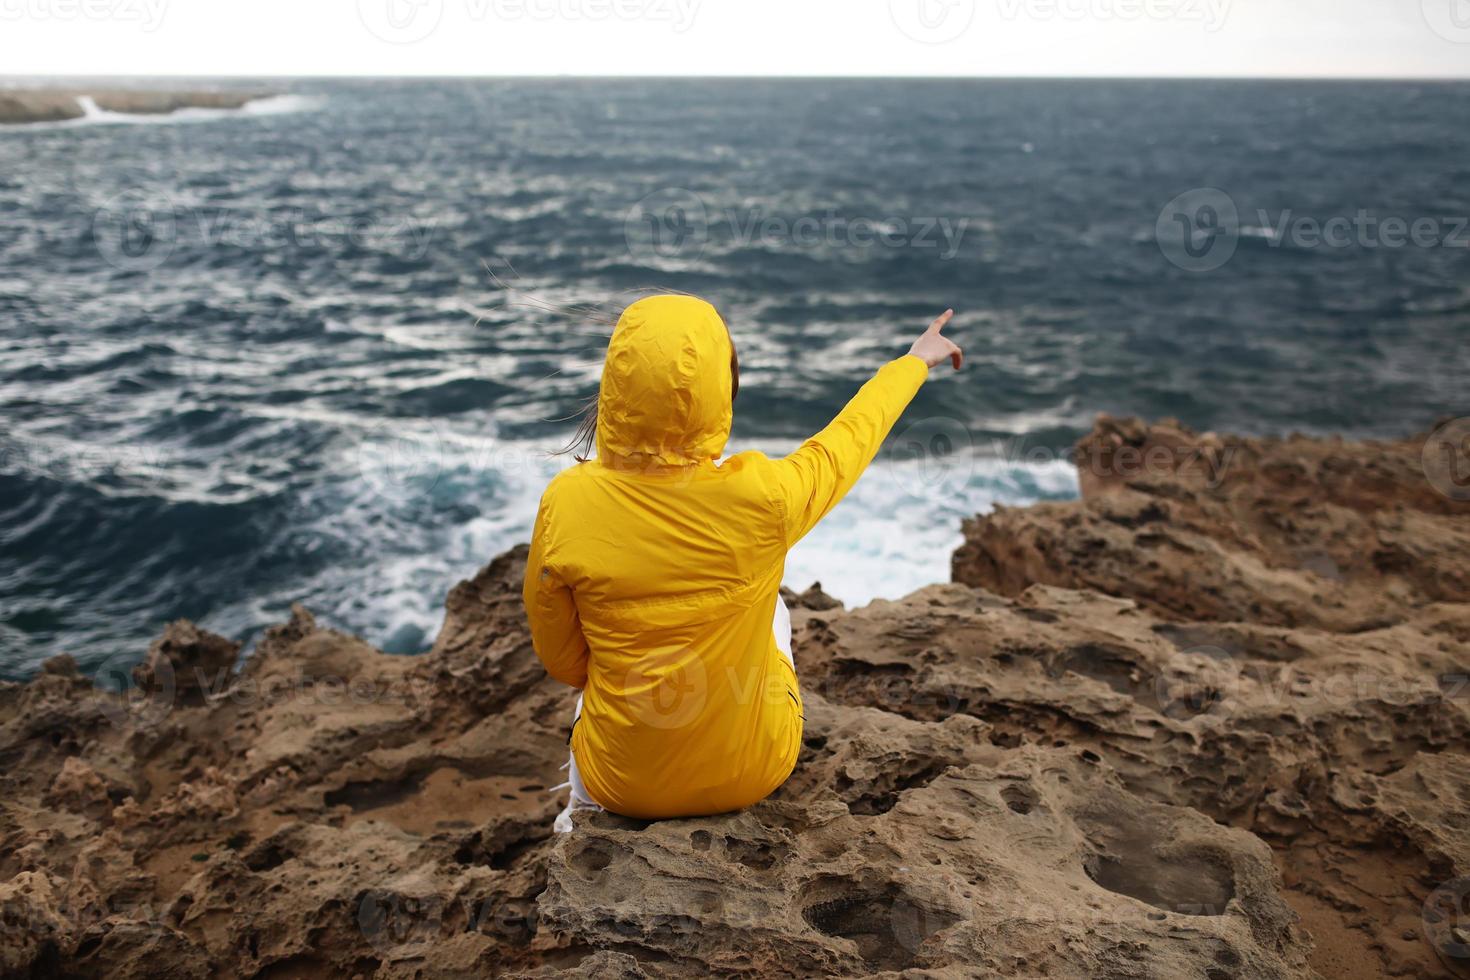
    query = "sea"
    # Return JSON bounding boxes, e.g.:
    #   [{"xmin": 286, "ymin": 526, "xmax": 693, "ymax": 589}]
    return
[{"xmin": 1, "ymin": 78, "xmax": 1467, "ymax": 678}]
